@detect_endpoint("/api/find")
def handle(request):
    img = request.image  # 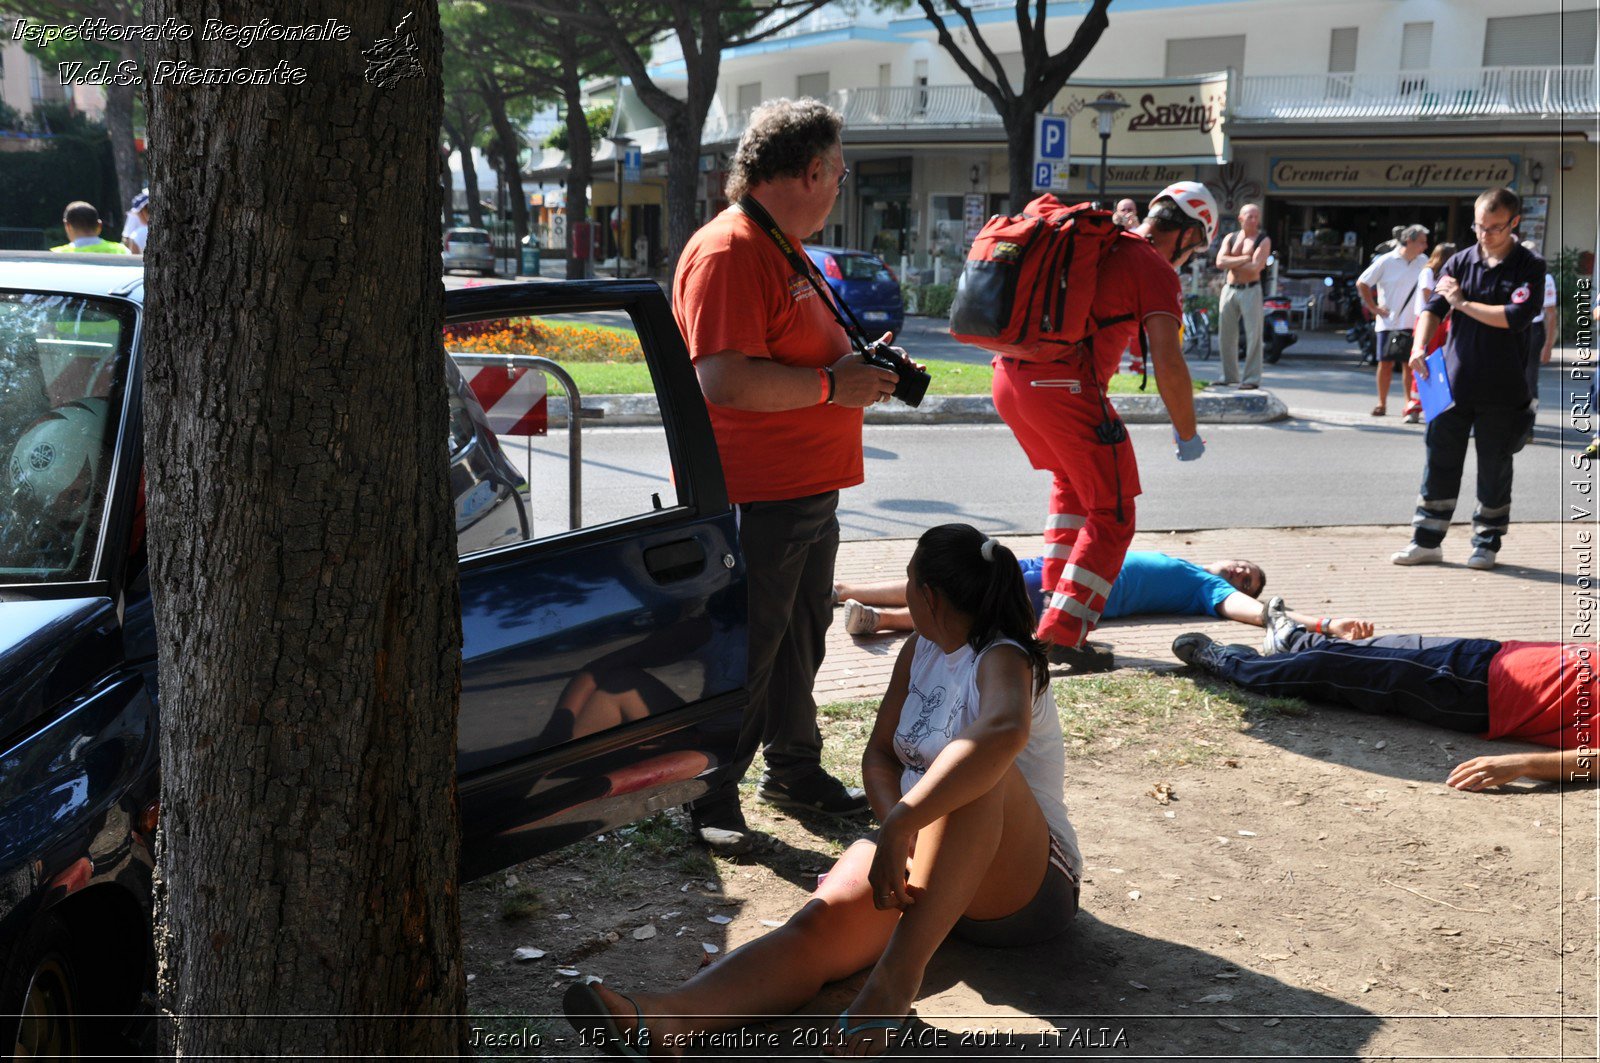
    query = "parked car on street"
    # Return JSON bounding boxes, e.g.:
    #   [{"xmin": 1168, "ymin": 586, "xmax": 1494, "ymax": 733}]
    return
[
  {"xmin": 442, "ymin": 226, "xmax": 496, "ymax": 276},
  {"xmin": 0, "ymin": 253, "xmax": 748, "ymax": 1057},
  {"xmin": 804, "ymin": 245, "xmax": 904, "ymax": 337}
]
